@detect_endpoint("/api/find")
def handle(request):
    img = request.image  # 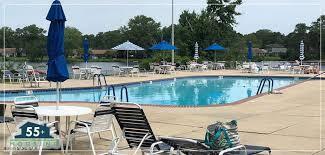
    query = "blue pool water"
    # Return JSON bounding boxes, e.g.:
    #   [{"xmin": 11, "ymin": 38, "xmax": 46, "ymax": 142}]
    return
[{"xmin": 2, "ymin": 76, "xmax": 302, "ymax": 106}]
